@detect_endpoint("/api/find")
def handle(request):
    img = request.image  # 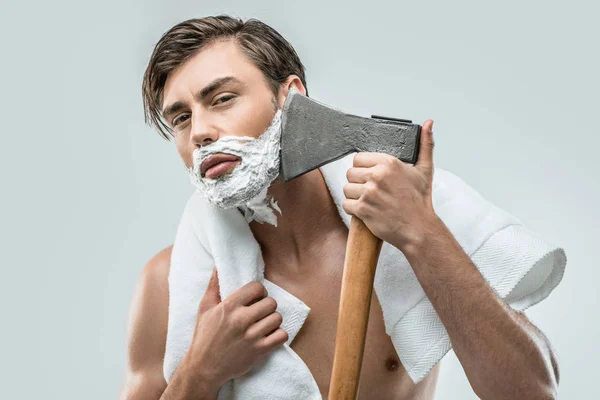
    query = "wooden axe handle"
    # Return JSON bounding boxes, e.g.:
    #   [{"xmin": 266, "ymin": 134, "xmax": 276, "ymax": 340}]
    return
[{"xmin": 328, "ymin": 216, "xmax": 383, "ymax": 399}]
